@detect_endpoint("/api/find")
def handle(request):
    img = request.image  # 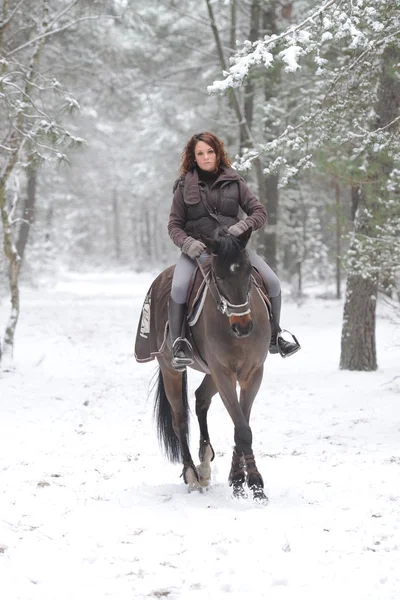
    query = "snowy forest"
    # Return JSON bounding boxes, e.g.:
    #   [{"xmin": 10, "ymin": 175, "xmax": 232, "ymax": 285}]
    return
[
  {"xmin": 0, "ymin": 0, "xmax": 399, "ymax": 371},
  {"xmin": 1, "ymin": 2, "xmax": 400, "ymax": 596}
]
